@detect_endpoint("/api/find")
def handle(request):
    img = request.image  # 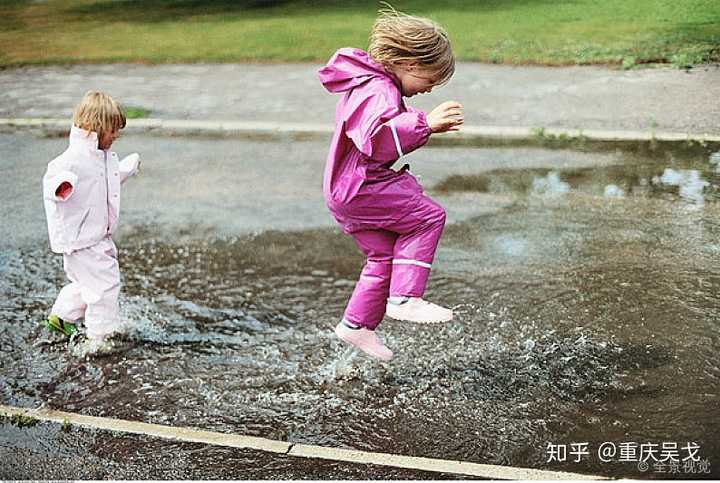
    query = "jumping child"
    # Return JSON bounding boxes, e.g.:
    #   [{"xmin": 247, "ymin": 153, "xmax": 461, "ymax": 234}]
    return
[
  {"xmin": 318, "ymin": 7, "xmax": 463, "ymax": 361},
  {"xmin": 42, "ymin": 91, "xmax": 140, "ymax": 349}
]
